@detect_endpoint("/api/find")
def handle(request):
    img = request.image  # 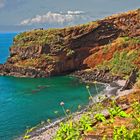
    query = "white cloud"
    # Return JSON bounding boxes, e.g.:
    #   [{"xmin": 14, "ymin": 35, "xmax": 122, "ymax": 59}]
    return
[
  {"xmin": 20, "ymin": 11, "xmax": 91, "ymax": 26},
  {"xmin": 67, "ymin": 11, "xmax": 85, "ymax": 15},
  {"xmin": 0, "ymin": 0, "xmax": 5, "ymax": 8}
]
